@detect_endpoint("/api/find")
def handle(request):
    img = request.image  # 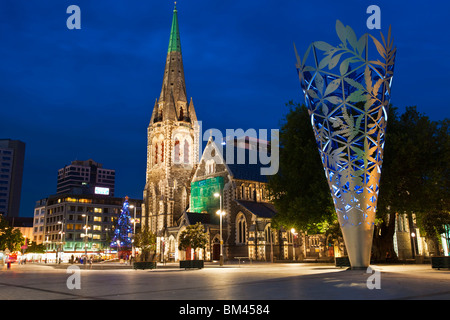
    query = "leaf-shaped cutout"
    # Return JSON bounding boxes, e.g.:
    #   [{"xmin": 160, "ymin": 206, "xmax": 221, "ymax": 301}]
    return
[
  {"xmin": 367, "ymin": 125, "xmax": 378, "ymax": 135},
  {"xmin": 315, "ymin": 73, "xmax": 324, "ymax": 94},
  {"xmin": 370, "ymin": 34, "xmax": 386, "ymax": 59},
  {"xmin": 314, "ymin": 41, "xmax": 334, "ymax": 52},
  {"xmin": 336, "ymin": 20, "xmax": 347, "ymax": 45},
  {"xmin": 364, "ymin": 65, "xmax": 372, "ymax": 93},
  {"xmin": 322, "ymin": 104, "xmax": 329, "ymax": 116},
  {"xmin": 319, "ymin": 55, "xmax": 331, "ymax": 69},
  {"xmin": 365, "ymin": 98, "xmax": 376, "ymax": 111},
  {"xmin": 302, "ymin": 44, "xmax": 312, "ymax": 67},
  {"xmin": 329, "ymin": 53, "xmax": 344, "ymax": 69},
  {"xmin": 325, "ymin": 96, "xmax": 343, "ymax": 104},
  {"xmin": 307, "ymin": 89, "xmax": 319, "ymax": 100},
  {"xmin": 340, "ymin": 58, "xmax": 350, "ymax": 75},
  {"xmin": 346, "ymin": 90, "xmax": 366, "ymax": 103},
  {"xmin": 324, "ymin": 79, "xmax": 341, "ymax": 96},
  {"xmin": 344, "ymin": 77, "xmax": 366, "ymax": 92},
  {"xmin": 356, "ymin": 34, "xmax": 367, "ymax": 56},
  {"xmin": 345, "ymin": 25, "xmax": 357, "ymax": 50},
  {"xmin": 372, "ymin": 78, "xmax": 384, "ymax": 96},
  {"xmin": 294, "ymin": 43, "xmax": 301, "ymax": 68}
]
